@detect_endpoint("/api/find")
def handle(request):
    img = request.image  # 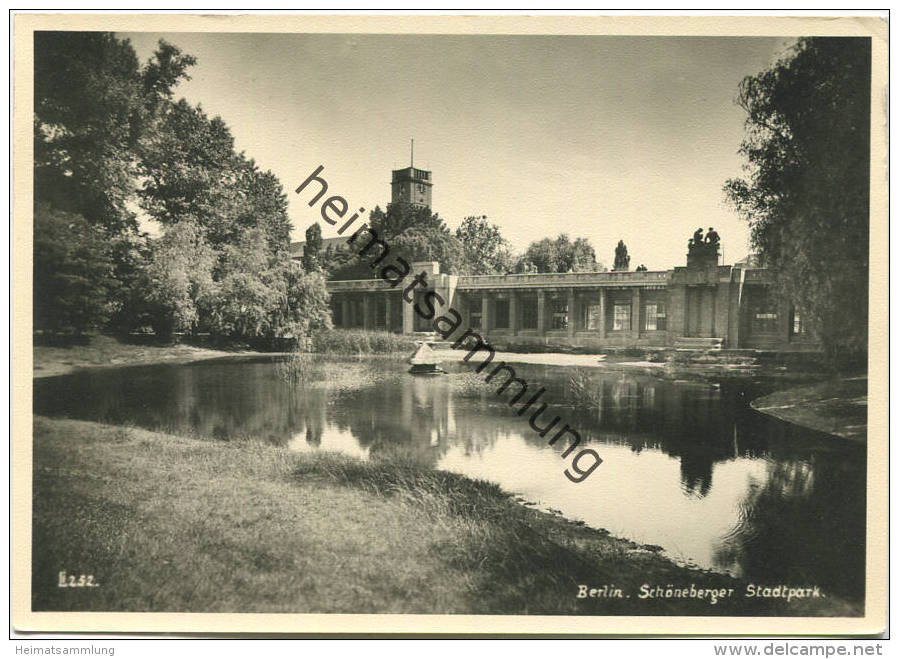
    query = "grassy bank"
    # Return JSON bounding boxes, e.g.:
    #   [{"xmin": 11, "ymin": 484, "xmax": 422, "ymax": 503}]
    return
[
  {"xmin": 32, "ymin": 335, "xmax": 264, "ymax": 378},
  {"xmin": 751, "ymin": 376, "xmax": 867, "ymax": 442},
  {"xmin": 32, "ymin": 416, "xmax": 858, "ymax": 615}
]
